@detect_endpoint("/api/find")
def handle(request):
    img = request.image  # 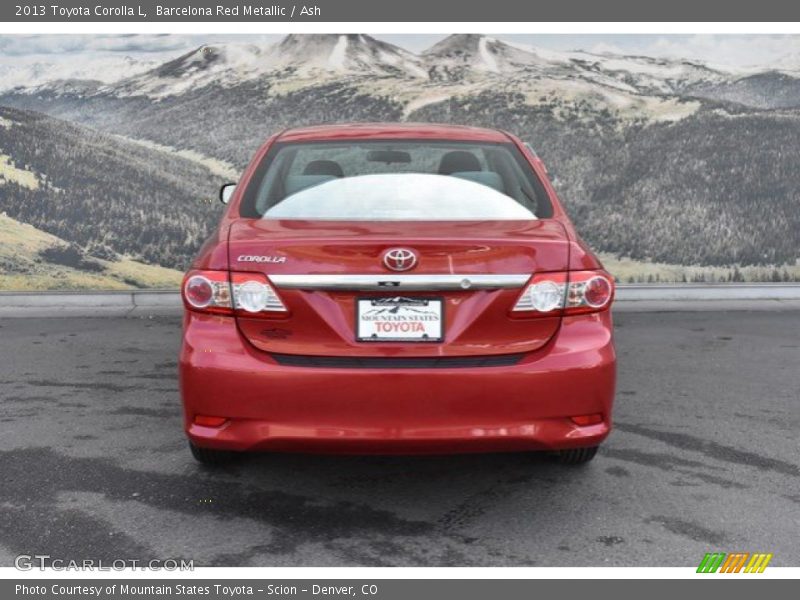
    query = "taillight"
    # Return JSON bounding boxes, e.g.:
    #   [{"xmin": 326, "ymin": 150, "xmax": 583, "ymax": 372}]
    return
[
  {"xmin": 182, "ymin": 270, "xmax": 287, "ymax": 317},
  {"xmin": 512, "ymin": 270, "xmax": 614, "ymax": 317},
  {"xmin": 182, "ymin": 271, "xmax": 232, "ymax": 314},
  {"xmin": 230, "ymin": 272, "xmax": 287, "ymax": 315},
  {"xmin": 582, "ymin": 275, "xmax": 613, "ymax": 309}
]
